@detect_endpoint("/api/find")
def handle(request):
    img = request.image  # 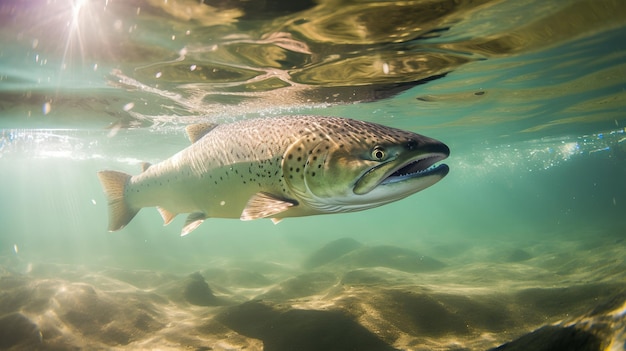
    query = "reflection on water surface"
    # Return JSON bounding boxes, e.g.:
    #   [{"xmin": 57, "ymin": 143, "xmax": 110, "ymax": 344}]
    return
[{"xmin": 2, "ymin": 0, "xmax": 625, "ymax": 126}]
